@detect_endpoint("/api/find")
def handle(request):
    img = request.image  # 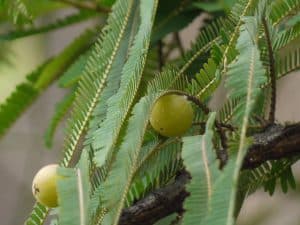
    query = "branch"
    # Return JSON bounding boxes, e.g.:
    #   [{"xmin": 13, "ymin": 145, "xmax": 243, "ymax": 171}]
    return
[
  {"xmin": 174, "ymin": 32, "xmax": 184, "ymax": 57},
  {"xmin": 119, "ymin": 123, "xmax": 300, "ymax": 225},
  {"xmin": 243, "ymin": 123, "xmax": 300, "ymax": 169},
  {"xmin": 119, "ymin": 171, "xmax": 190, "ymax": 225}
]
